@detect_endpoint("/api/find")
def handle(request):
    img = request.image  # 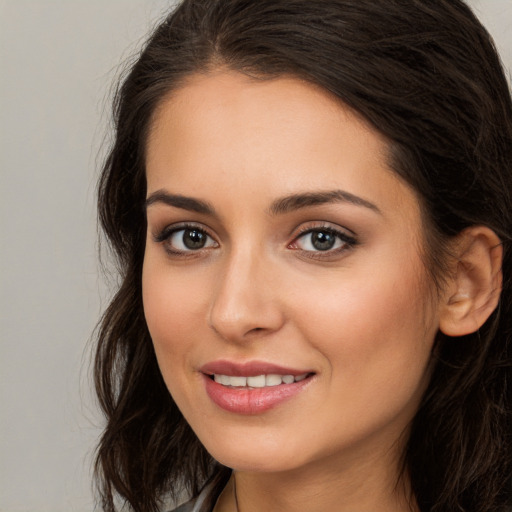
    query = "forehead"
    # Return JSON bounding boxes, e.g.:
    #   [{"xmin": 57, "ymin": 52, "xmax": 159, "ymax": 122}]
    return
[
  {"xmin": 147, "ymin": 71, "xmax": 385, "ymax": 165},
  {"xmin": 145, "ymin": 70, "xmax": 419, "ymax": 220}
]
